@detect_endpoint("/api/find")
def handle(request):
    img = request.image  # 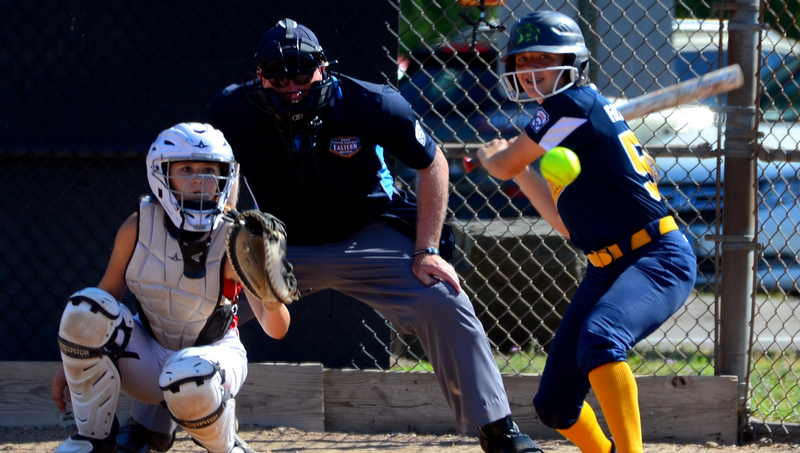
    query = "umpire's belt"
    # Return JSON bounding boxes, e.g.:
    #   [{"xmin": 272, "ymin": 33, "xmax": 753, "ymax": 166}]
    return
[{"xmin": 586, "ymin": 216, "xmax": 679, "ymax": 268}]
